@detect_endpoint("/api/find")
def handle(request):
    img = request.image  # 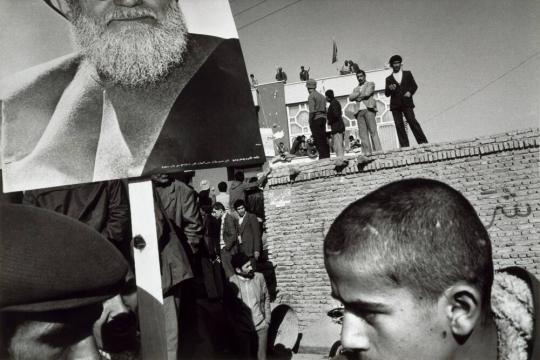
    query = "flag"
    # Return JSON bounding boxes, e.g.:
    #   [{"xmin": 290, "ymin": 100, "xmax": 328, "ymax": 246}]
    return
[{"xmin": 331, "ymin": 40, "xmax": 338, "ymax": 64}]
